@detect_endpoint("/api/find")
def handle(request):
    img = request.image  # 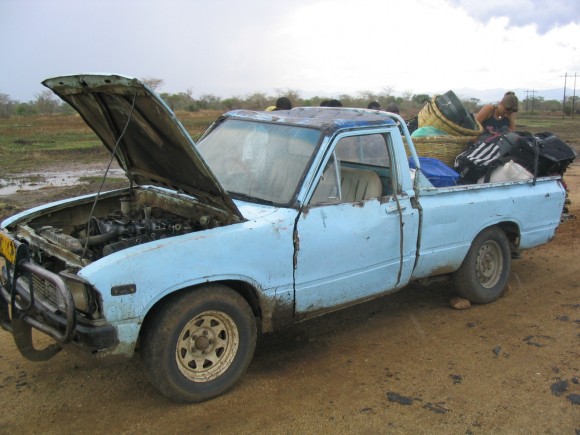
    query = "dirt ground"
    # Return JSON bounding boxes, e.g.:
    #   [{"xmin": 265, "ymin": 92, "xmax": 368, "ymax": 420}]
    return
[{"xmin": 0, "ymin": 164, "xmax": 579, "ymax": 434}]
